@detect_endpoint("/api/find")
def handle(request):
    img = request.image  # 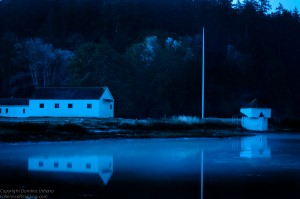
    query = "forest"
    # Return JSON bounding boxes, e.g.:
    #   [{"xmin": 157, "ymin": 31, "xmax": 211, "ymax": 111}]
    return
[{"xmin": 0, "ymin": 0, "xmax": 299, "ymax": 120}]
